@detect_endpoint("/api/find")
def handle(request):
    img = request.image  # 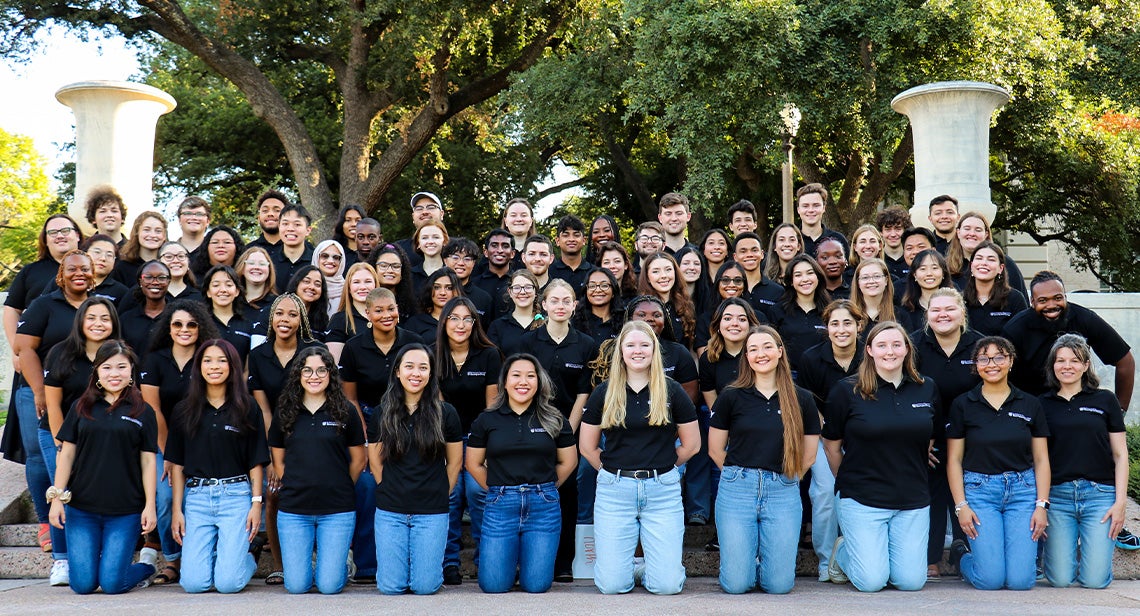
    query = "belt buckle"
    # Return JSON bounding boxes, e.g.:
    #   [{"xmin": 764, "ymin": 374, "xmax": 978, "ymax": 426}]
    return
[{"xmin": 632, "ymin": 469, "xmax": 653, "ymax": 480}]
